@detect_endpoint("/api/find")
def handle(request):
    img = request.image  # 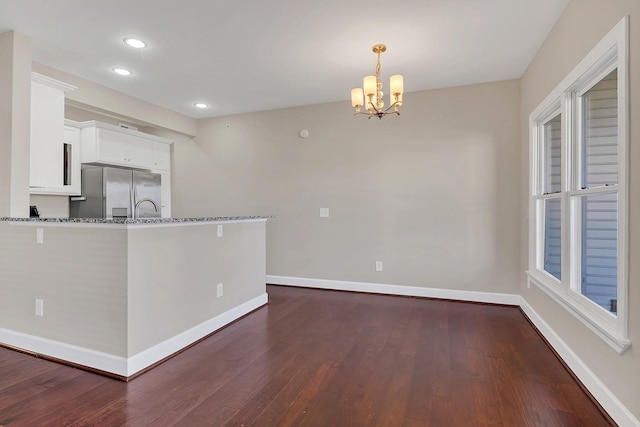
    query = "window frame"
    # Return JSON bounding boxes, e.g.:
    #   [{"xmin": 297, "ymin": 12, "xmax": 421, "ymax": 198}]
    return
[{"xmin": 527, "ymin": 16, "xmax": 629, "ymax": 353}]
